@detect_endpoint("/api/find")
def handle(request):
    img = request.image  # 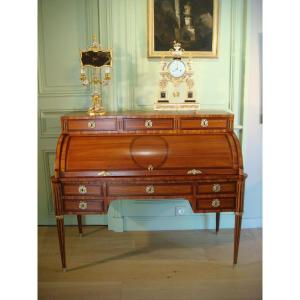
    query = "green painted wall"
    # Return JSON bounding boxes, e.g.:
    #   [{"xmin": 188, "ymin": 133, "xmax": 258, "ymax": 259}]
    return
[{"xmin": 38, "ymin": 0, "xmax": 260, "ymax": 230}]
